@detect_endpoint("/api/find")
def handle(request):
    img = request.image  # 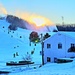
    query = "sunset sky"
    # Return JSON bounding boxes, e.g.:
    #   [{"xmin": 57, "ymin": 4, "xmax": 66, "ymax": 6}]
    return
[{"xmin": 0, "ymin": 0, "xmax": 75, "ymax": 25}]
